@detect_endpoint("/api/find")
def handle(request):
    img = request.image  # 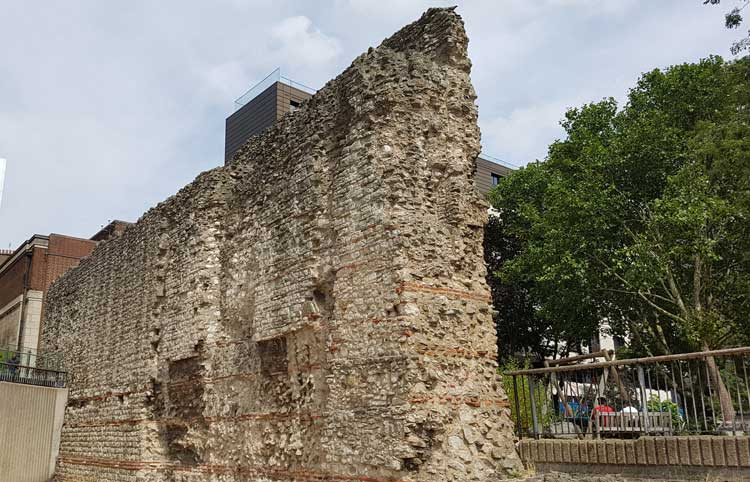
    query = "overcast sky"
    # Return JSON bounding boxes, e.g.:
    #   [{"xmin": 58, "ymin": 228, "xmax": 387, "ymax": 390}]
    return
[{"xmin": 0, "ymin": 0, "xmax": 741, "ymax": 249}]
